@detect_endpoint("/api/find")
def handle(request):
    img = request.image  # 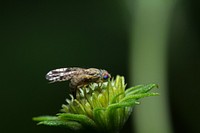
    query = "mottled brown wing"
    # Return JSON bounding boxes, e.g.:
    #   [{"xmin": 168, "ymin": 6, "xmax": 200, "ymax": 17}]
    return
[{"xmin": 45, "ymin": 67, "xmax": 85, "ymax": 83}]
